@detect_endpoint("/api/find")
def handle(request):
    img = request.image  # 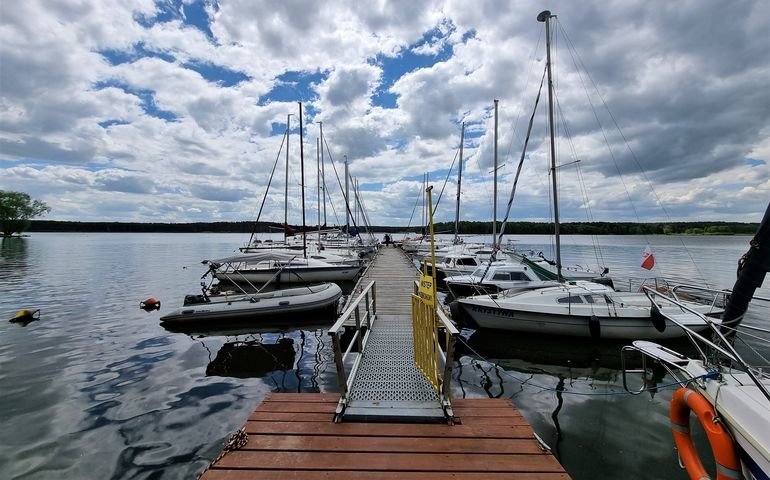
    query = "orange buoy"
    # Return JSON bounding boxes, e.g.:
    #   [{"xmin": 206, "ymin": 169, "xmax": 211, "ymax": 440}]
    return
[
  {"xmin": 670, "ymin": 387, "xmax": 740, "ymax": 480},
  {"xmin": 140, "ymin": 298, "xmax": 161, "ymax": 310}
]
